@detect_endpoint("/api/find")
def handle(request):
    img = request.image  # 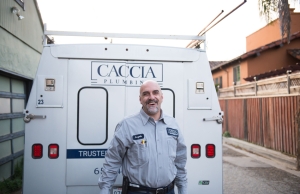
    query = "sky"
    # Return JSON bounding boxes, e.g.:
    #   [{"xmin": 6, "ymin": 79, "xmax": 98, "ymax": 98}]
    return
[{"xmin": 36, "ymin": 0, "xmax": 300, "ymax": 61}]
